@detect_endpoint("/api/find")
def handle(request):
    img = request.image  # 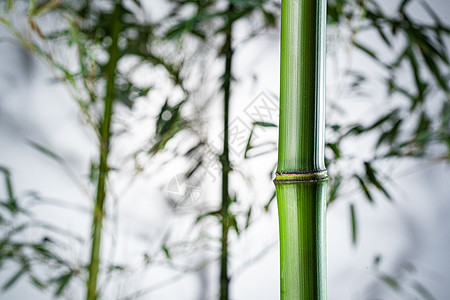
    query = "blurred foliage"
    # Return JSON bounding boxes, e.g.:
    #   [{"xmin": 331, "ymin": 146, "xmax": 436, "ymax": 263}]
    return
[
  {"xmin": 324, "ymin": 0, "xmax": 450, "ymax": 249},
  {"xmin": 0, "ymin": 0, "xmax": 196, "ymax": 298},
  {"xmin": 0, "ymin": 166, "xmax": 79, "ymax": 296},
  {"xmin": 0, "ymin": 0, "xmax": 449, "ymax": 299}
]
